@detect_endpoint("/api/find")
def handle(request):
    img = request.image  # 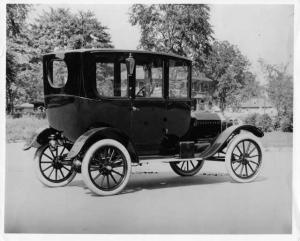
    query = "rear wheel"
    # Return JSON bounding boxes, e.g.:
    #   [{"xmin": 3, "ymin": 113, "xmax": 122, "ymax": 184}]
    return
[
  {"xmin": 81, "ymin": 139, "xmax": 131, "ymax": 196},
  {"xmin": 34, "ymin": 144, "xmax": 76, "ymax": 187},
  {"xmin": 170, "ymin": 160, "xmax": 204, "ymax": 176},
  {"xmin": 225, "ymin": 133, "xmax": 263, "ymax": 183}
]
